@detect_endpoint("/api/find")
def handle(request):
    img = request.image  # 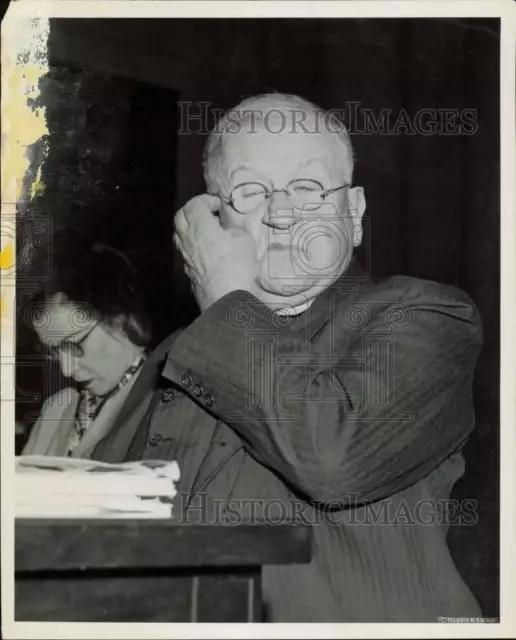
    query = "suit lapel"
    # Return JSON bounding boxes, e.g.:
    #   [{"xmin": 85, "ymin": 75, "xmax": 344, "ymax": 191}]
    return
[
  {"xmin": 91, "ymin": 383, "xmax": 155, "ymax": 463},
  {"xmin": 93, "ymin": 262, "xmax": 370, "ymax": 479},
  {"xmin": 92, "ymin": 352, "xmax": 242, "ymax": 503},
  {"xmin": 306, "ymin": 258, "xmax": 371, "ymax": 341},
  {"xmin": 187, "ymin": 420, "xmax": 244, "ymax": 504},
  {"xmin": 169, "ymin": 260, "xmax": 370, "ymax": 502},
  {"xmin": 148, "ymin": 394, "xmax": 243, "ymax": 507},
  {"xmin": 170, "ymin": 400, "xmax": 220, "ymax": 504},
  {"xmin": 91, "ymin": 333, "xmax": 179, "ymax": 463}
]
